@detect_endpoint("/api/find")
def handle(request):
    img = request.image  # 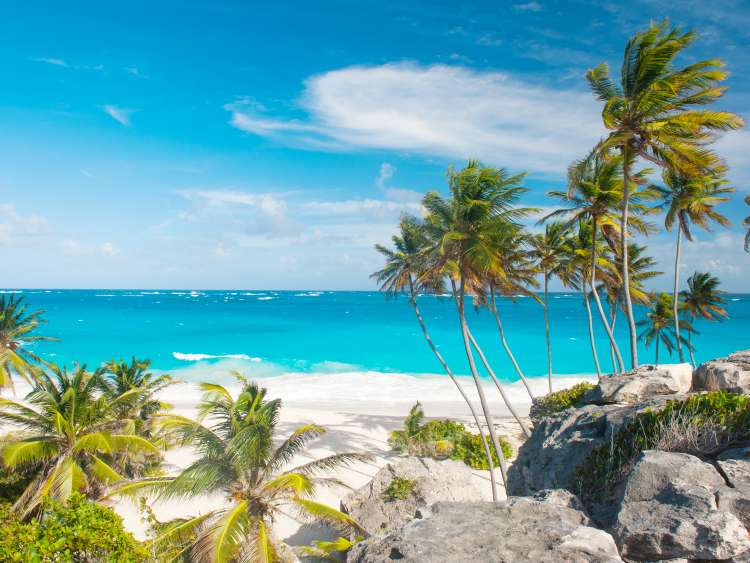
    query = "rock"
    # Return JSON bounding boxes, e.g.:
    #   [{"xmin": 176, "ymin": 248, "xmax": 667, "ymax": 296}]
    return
[
  {"xmin": 613, "ymin": 450, "xmax": 750, "ymax": 561},
  {"xmin": 348, "ymin": 496, "xmax": 622, "ymax": 563},
  {"xmin": 585, "ymin": 363, "xmax": 693, "ymax": 405},
  {"xmin": 716, "ymin": 447, "xmax": 750, "ymax": 528},
  {"xmin": 693, "ymin": 350, "xmax": 750, "ymax": 393},
  {"xmin": 340, "ymin": 457, "xmax": 487, "ymax": 535}
]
